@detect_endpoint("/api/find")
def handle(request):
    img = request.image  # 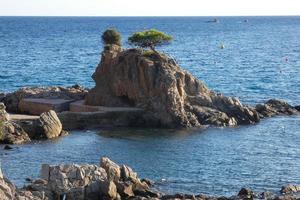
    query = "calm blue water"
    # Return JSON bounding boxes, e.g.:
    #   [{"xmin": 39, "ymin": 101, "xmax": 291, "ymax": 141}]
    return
[{"xmin": 0, "ymin": 17, "xmax": 299, "ymax": 196}]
